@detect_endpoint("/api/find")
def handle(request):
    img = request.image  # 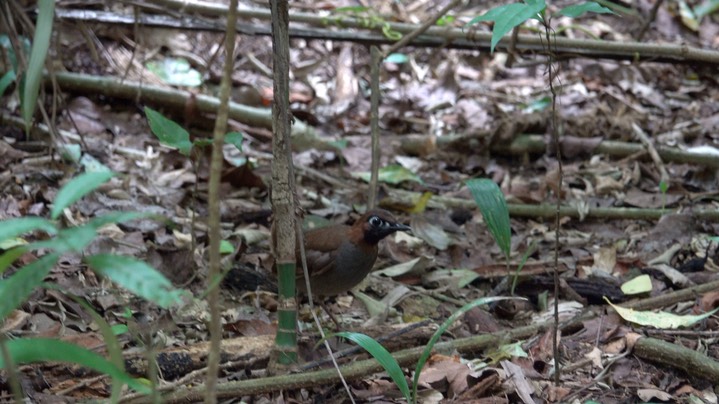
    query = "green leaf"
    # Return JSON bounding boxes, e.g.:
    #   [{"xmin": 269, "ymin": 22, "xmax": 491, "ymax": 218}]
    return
[
  {"xmin": 0, "ymin": 253, "xmax": 58, "ymax": 320},
  {"xmin": 466, "ymin": 178, "xmax": 511, "ymax": 259},
  {"xmin": 86, "ymin": 254, "xmax": 183, "ymax": 308},
  {"xmin": 0, "ymin": 217, "xmax": 57, "ymax": 243},
  {"xmin": 225, "ymin": 131, "xmax": 244, "ymax": 152},
  {"xmin": 436, "ymin": 15, "xmax": 455, "ymax": 26},
  {"xmin": 220, "ymin": 240, "xmax": 234, "ymax": 255},
  {"xmin": 466, "ymin": 0, "xmax": 546, "ymax": 53},
  {"xmin": 353, "ymin": 164, "xmax": 424, "ymax": 185},
  {"xmin": 384, "ymin": 53, "xmax": 409, "ymax": 64},
  {"xmin": 144, "ymin": 107, "xmax": 192, "ymax": 155},
  {"xmin": 31, "ymin": 225, "xmax": 98, "ymax": 253},
  {"xmin": 145, "ymin": 57, "xmax": 202, "ymax": 87},
  {"xmin": 557, "ymin": 2, "xmax": 614, "ymax": 18},
  {"xmin": 0, "ymin": 338, "xmax": 150, "ymax": 393},
  {"xmin": 694, "ymin": 0, "xmax": 719, "ymax": 18},
  {"xmin": 51, "ymin": 171, "xmax": 115, "ymax": 220},
  {"xmin": 21, "ymin": 0, "xmax": 55, "ymax": 130},
  {"xmin": 332, "ymin": 332, "xmax": 411, "ymax": 401},
  {"xmin": 112, "ymin": 324, "xmax": 129, "ymax": 335},
  {"xmin": 413, "ymin": 297, "xmax": 520, "ymax": 400}
]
